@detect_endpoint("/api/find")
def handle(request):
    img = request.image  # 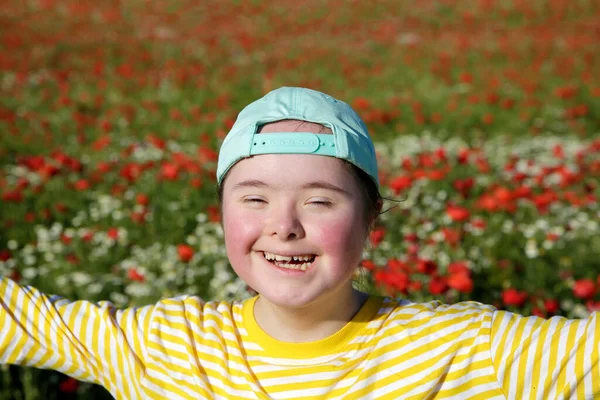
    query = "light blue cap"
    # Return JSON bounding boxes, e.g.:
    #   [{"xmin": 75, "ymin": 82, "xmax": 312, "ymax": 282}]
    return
[{"xmin": 216, "ymin": 87, "xmax": 379, "ymax": 187}]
